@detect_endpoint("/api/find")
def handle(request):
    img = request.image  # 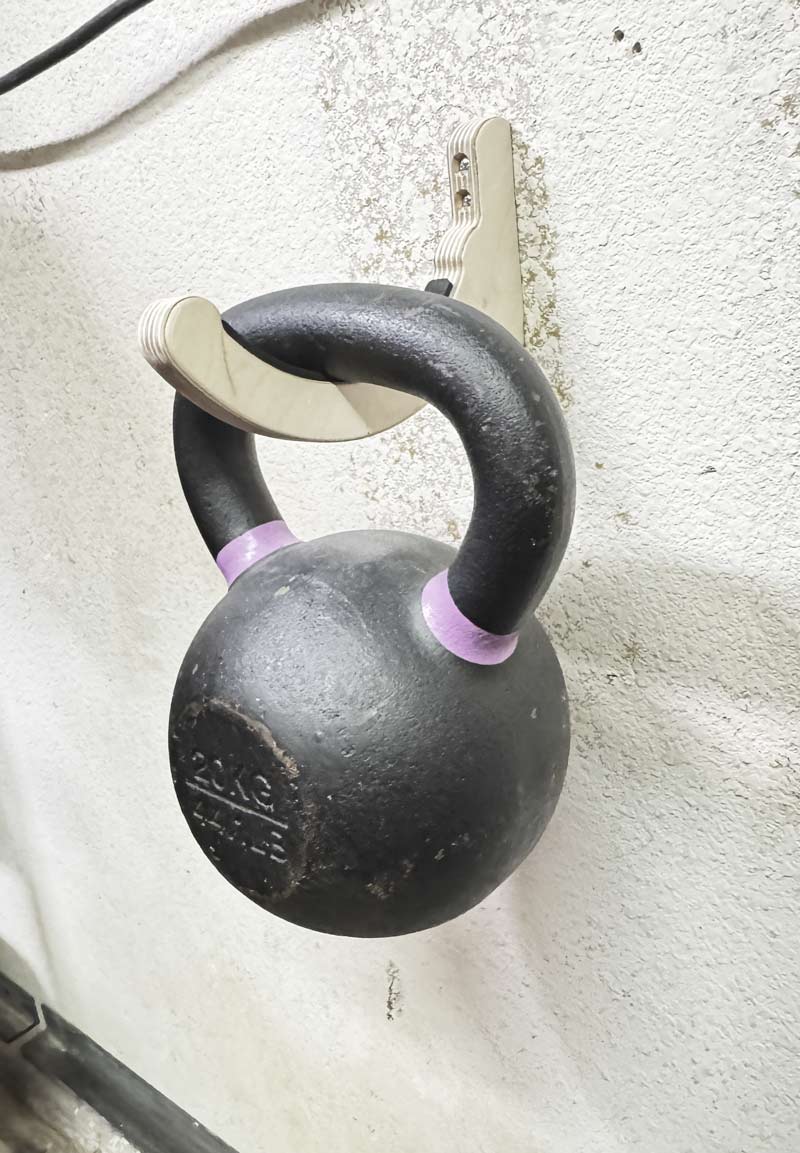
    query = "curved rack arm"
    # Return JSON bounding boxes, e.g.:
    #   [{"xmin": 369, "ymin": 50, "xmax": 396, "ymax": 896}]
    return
[{"xmin": 138, "ymin": 116, "xmax": 523, "ymax": 443}]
